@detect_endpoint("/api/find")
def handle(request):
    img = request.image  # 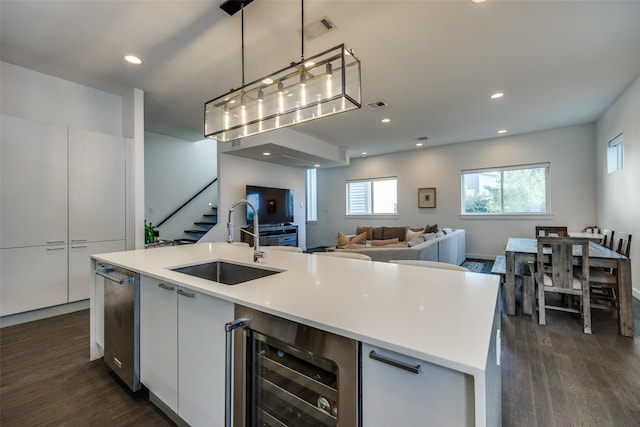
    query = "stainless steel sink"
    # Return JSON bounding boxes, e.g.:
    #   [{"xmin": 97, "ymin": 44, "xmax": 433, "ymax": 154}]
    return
[{"xmin": 170, "ymin": 260, "xmax": 282, "ymax": 285}]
